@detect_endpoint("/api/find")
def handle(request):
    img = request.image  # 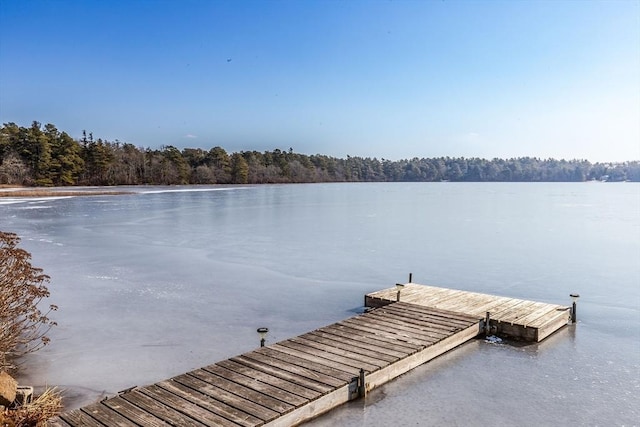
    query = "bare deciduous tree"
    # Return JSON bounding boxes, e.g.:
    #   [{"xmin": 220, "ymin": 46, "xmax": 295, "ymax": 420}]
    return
[
  {"xmin": 0, "ymin": 231, "xmax": 57, "ymax": 372},
  {"xmin": 0, "ymin": 153, "xmax": 30, "ymax": 185}
]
